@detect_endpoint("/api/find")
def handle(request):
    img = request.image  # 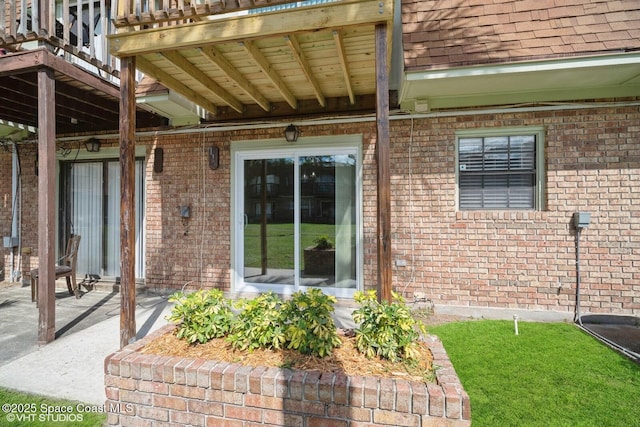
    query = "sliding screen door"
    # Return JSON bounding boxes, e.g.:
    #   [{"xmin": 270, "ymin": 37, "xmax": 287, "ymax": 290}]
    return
[{"xmin": 235, "ymin": 140, "xmax": 360, "ymax": 297}]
